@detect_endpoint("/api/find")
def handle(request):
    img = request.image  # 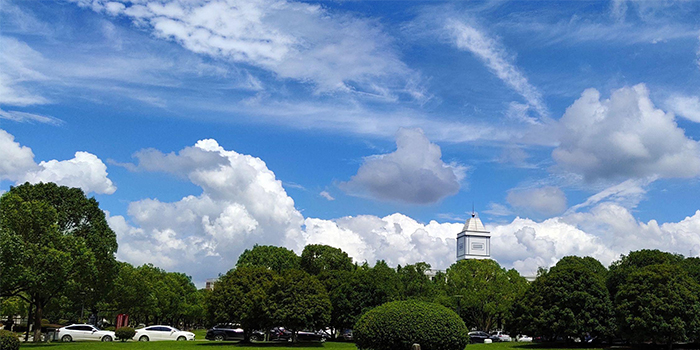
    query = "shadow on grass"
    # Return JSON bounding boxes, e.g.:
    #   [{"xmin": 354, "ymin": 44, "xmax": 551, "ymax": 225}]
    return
[{"xmin": 196, "ymin": 342, "xmax": 325, "ymax": 348}]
